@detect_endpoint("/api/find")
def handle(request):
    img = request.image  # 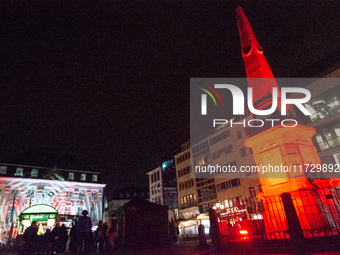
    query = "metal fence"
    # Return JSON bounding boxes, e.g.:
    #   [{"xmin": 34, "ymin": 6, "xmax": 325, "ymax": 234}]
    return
[{"xmin": 215, "ymin": 185, "xmax": 340, "ymax": 243}]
